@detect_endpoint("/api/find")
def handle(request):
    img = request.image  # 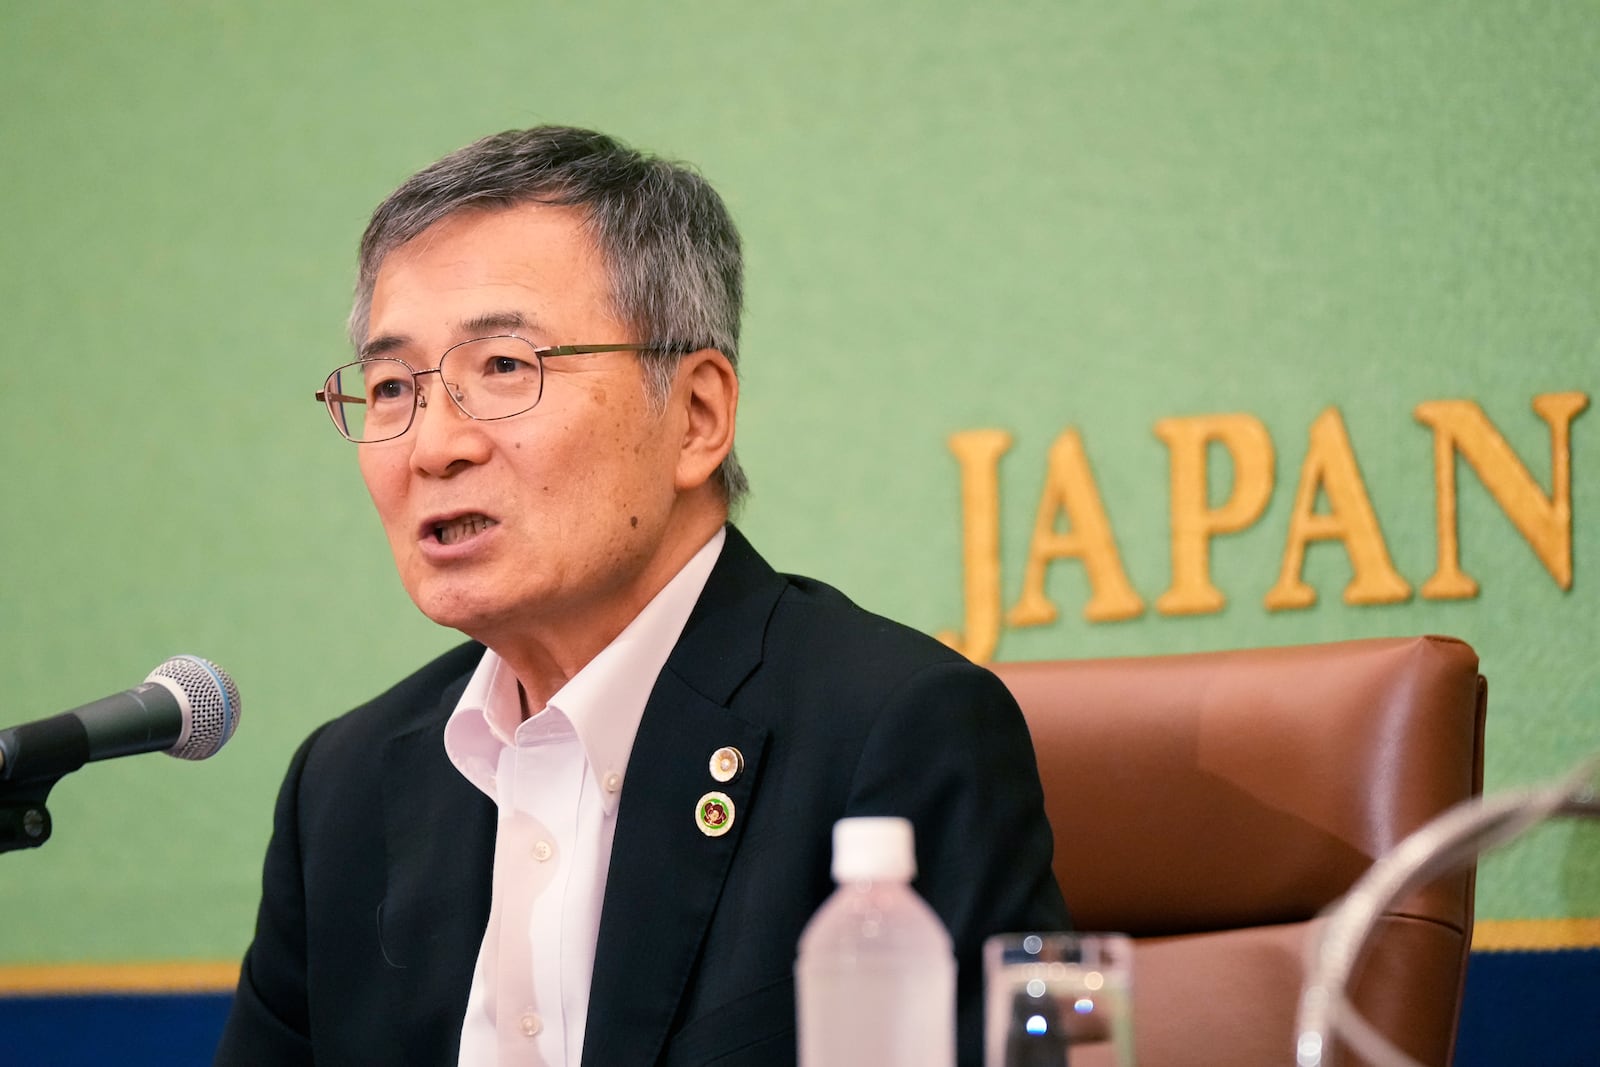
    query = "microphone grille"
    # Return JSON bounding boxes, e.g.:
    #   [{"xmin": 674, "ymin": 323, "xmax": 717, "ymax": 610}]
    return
[{"xmin": 148, "ymin": 655, "xmax": 242, "ymax": 761}]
